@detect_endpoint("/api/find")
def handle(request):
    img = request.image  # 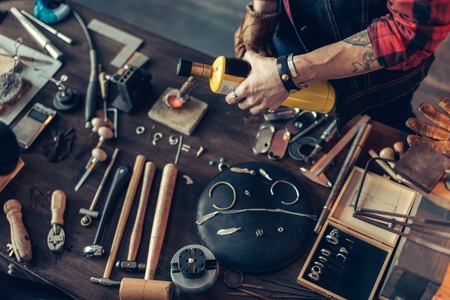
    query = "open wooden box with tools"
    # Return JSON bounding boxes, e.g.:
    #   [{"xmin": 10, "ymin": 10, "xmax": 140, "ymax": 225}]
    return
[{"xmin": 298, "ymin": 167, "xmax": 419, "ymax": 300}]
